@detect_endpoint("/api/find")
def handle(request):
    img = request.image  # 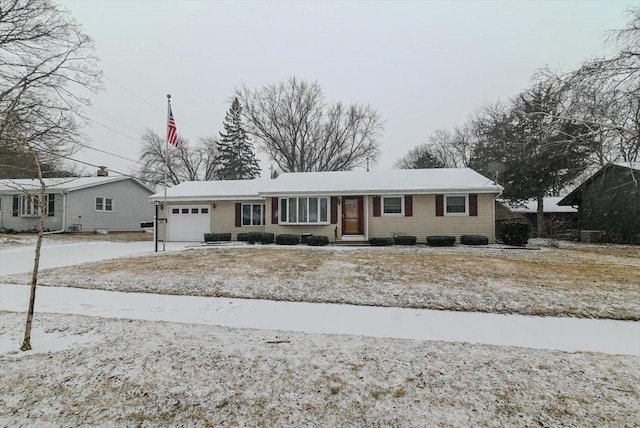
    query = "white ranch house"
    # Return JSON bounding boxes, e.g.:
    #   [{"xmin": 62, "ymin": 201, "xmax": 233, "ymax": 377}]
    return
[
  {"xmin": 151, "ymin": 168, "xmax": 503, "ymax": 243},
  {"xmin": 0, "ymin": 176, "xmax": 155, "ymax": 233}
]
